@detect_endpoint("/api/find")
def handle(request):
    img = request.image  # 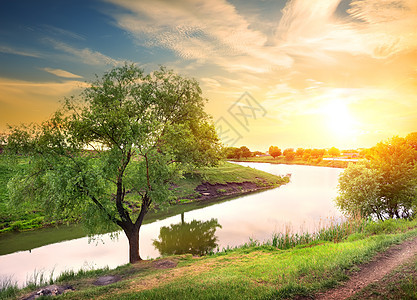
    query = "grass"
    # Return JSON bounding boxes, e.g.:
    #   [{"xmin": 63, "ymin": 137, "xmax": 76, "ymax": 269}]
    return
[
  {"xmin": 172, "ymin": 161, "xmax": 287, "ymax": 199},
  {"xmin": 230, "ymin": 155, "xmax": 353, "ymax": 168},
  {"xmin": 0, "ymin": 277, "xmax": 18, "ymax": 300},
  {"xmin": 6, "ymin": 217, "xmax": 417, "ymax": 300}
]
